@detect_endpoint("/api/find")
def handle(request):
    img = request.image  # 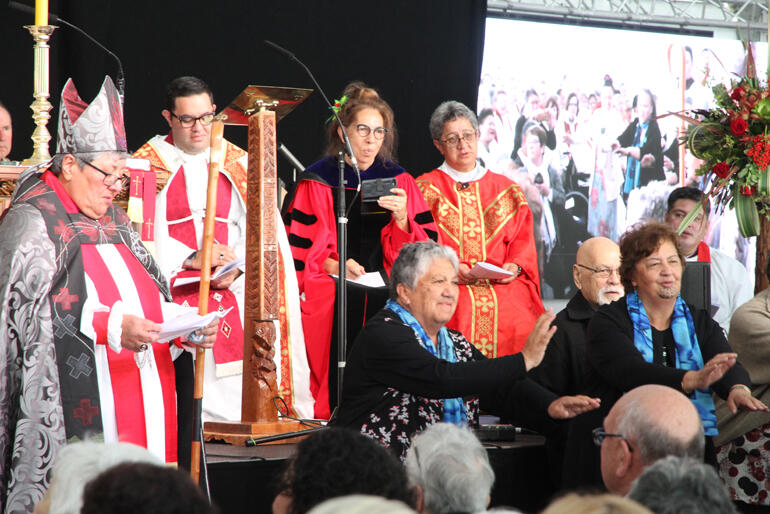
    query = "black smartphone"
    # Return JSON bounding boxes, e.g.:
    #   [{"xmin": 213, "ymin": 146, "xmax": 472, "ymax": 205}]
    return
[
  {"xmin": 361, "ymin": 177, "xmax": 397, "ymax": 202},
  {"xmin": 360, "ymin": 177, "xmax": 397, "ymax": 215}
]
